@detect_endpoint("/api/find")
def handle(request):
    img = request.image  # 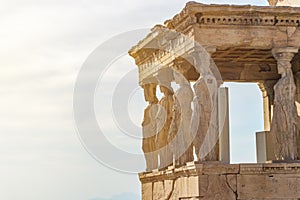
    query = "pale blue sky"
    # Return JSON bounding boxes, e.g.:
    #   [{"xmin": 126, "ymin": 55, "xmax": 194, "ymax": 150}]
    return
[{"xmin": 0, "ymin": 0, "xmax": 268, "ymax": 199}]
